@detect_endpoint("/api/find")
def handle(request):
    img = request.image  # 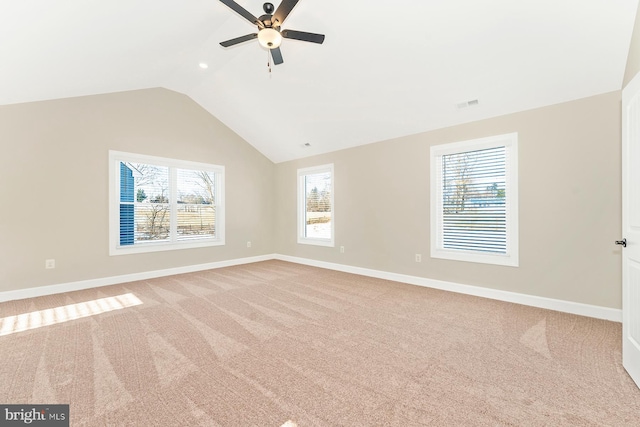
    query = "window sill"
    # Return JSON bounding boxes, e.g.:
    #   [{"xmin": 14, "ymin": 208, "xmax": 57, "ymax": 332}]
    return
[
  {"xmin": 431, "ymin": 248, "xmax": 518, "ymax": 267},
  {"xmin": 110, "ymin": 238, "xmax": 225, "ymax": 256},
  {"xmin": 297, "ymin": 238, "xmax": 335, "ymax": 248}
]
